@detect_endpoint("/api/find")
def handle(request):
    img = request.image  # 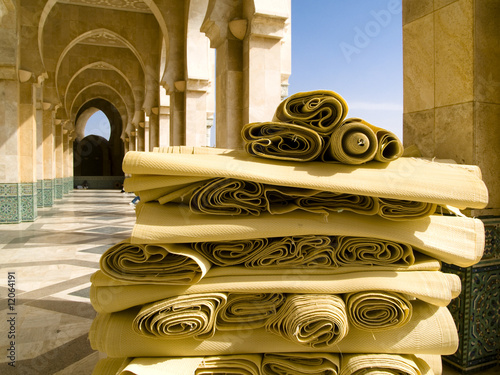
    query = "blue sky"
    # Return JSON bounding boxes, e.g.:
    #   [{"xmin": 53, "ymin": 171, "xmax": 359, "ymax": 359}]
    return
[
  {"xmin": 289, "ymin": 0, "xmax": 403, "ymax": 139},
  {"xmin": 86, "ymin": 0, "xmax": 403, "ymax": 141}
]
